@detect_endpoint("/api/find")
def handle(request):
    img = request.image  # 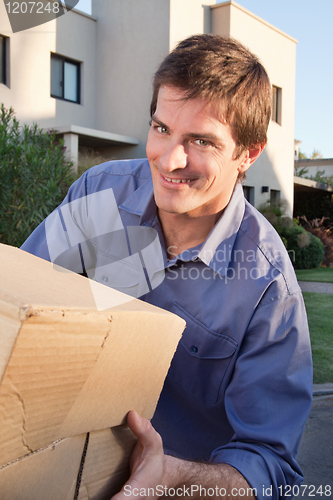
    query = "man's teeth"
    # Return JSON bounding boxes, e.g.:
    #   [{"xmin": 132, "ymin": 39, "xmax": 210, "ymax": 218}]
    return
[{"xmin": 164, "ymin": 176, "xmax": 192, "ymax": 183}]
